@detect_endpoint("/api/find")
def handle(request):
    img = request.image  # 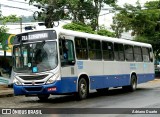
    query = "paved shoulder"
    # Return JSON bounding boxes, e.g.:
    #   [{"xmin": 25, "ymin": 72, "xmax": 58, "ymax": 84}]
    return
[{"xmin": 0, "ymin": 85, "xmax": 13, "ymax": 97}]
